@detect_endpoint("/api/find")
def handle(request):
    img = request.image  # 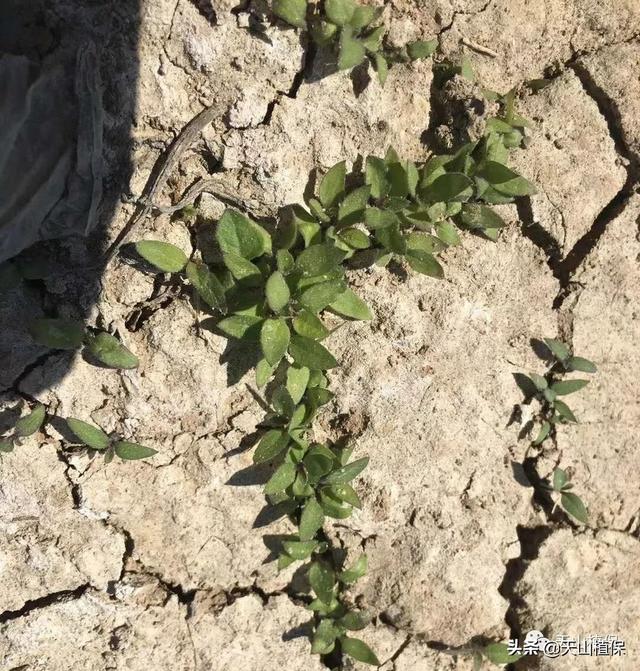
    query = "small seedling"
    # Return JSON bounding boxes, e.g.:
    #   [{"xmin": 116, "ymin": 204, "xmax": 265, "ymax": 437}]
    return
[
  {"xmin": 271, "ymin": 0, "xmax": 436, "ymax": 84},
  {"xmin": 66, "ymin": 417, "xmax": 158, "ymax": 463},
  {"xmin": 28, "ymin": 319, "xmax": 139, "ymax": 370},
  {"xmin": 0, "ymin": 407, "xmax": 157, "ymax": 464},
  {"xmin": 0, "ymin": 403, "xmax": 47, "ymax": 455},
  {"xmin": 541, "ymin": 467, "xmax": 588, "ymax": 524},
  {"xmin": 518, "ymin": 338, "xmax": 597, "ymax": 446},
  {"xmin": 307, "ymin": 554, "xmax": 378, "ymax": 663}
]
